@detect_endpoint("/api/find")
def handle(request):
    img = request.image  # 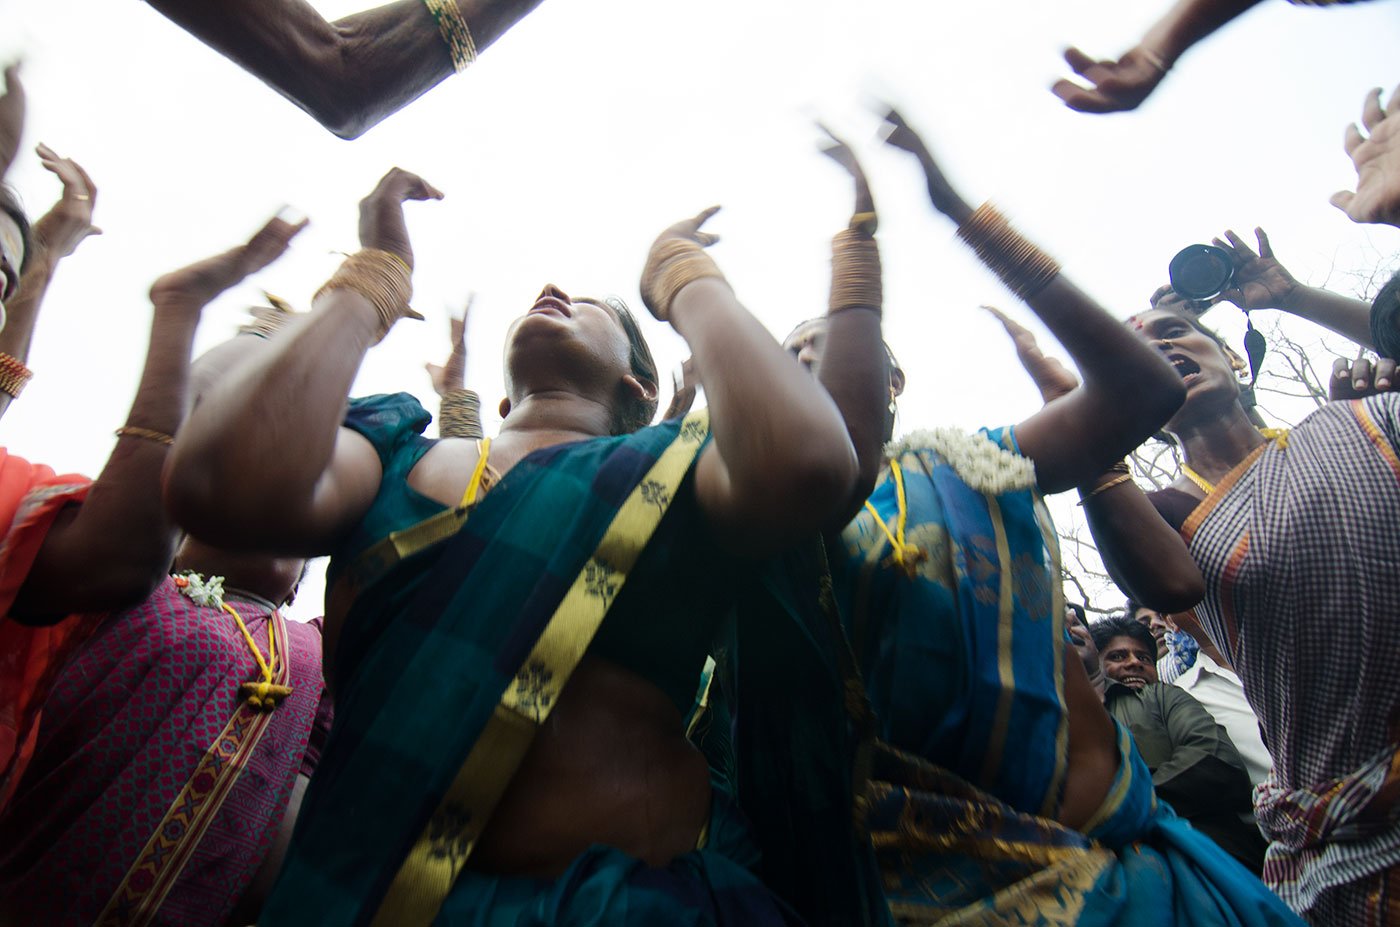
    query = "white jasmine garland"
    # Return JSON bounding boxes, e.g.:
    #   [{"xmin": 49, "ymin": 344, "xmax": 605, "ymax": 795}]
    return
[
  {"xmin": 176, "ymin": 571, "xmax": 227, "ymax": 609},
  {"xmin": 887, "ymin": 428, "xmax": 1037, "ymax": 496}
]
